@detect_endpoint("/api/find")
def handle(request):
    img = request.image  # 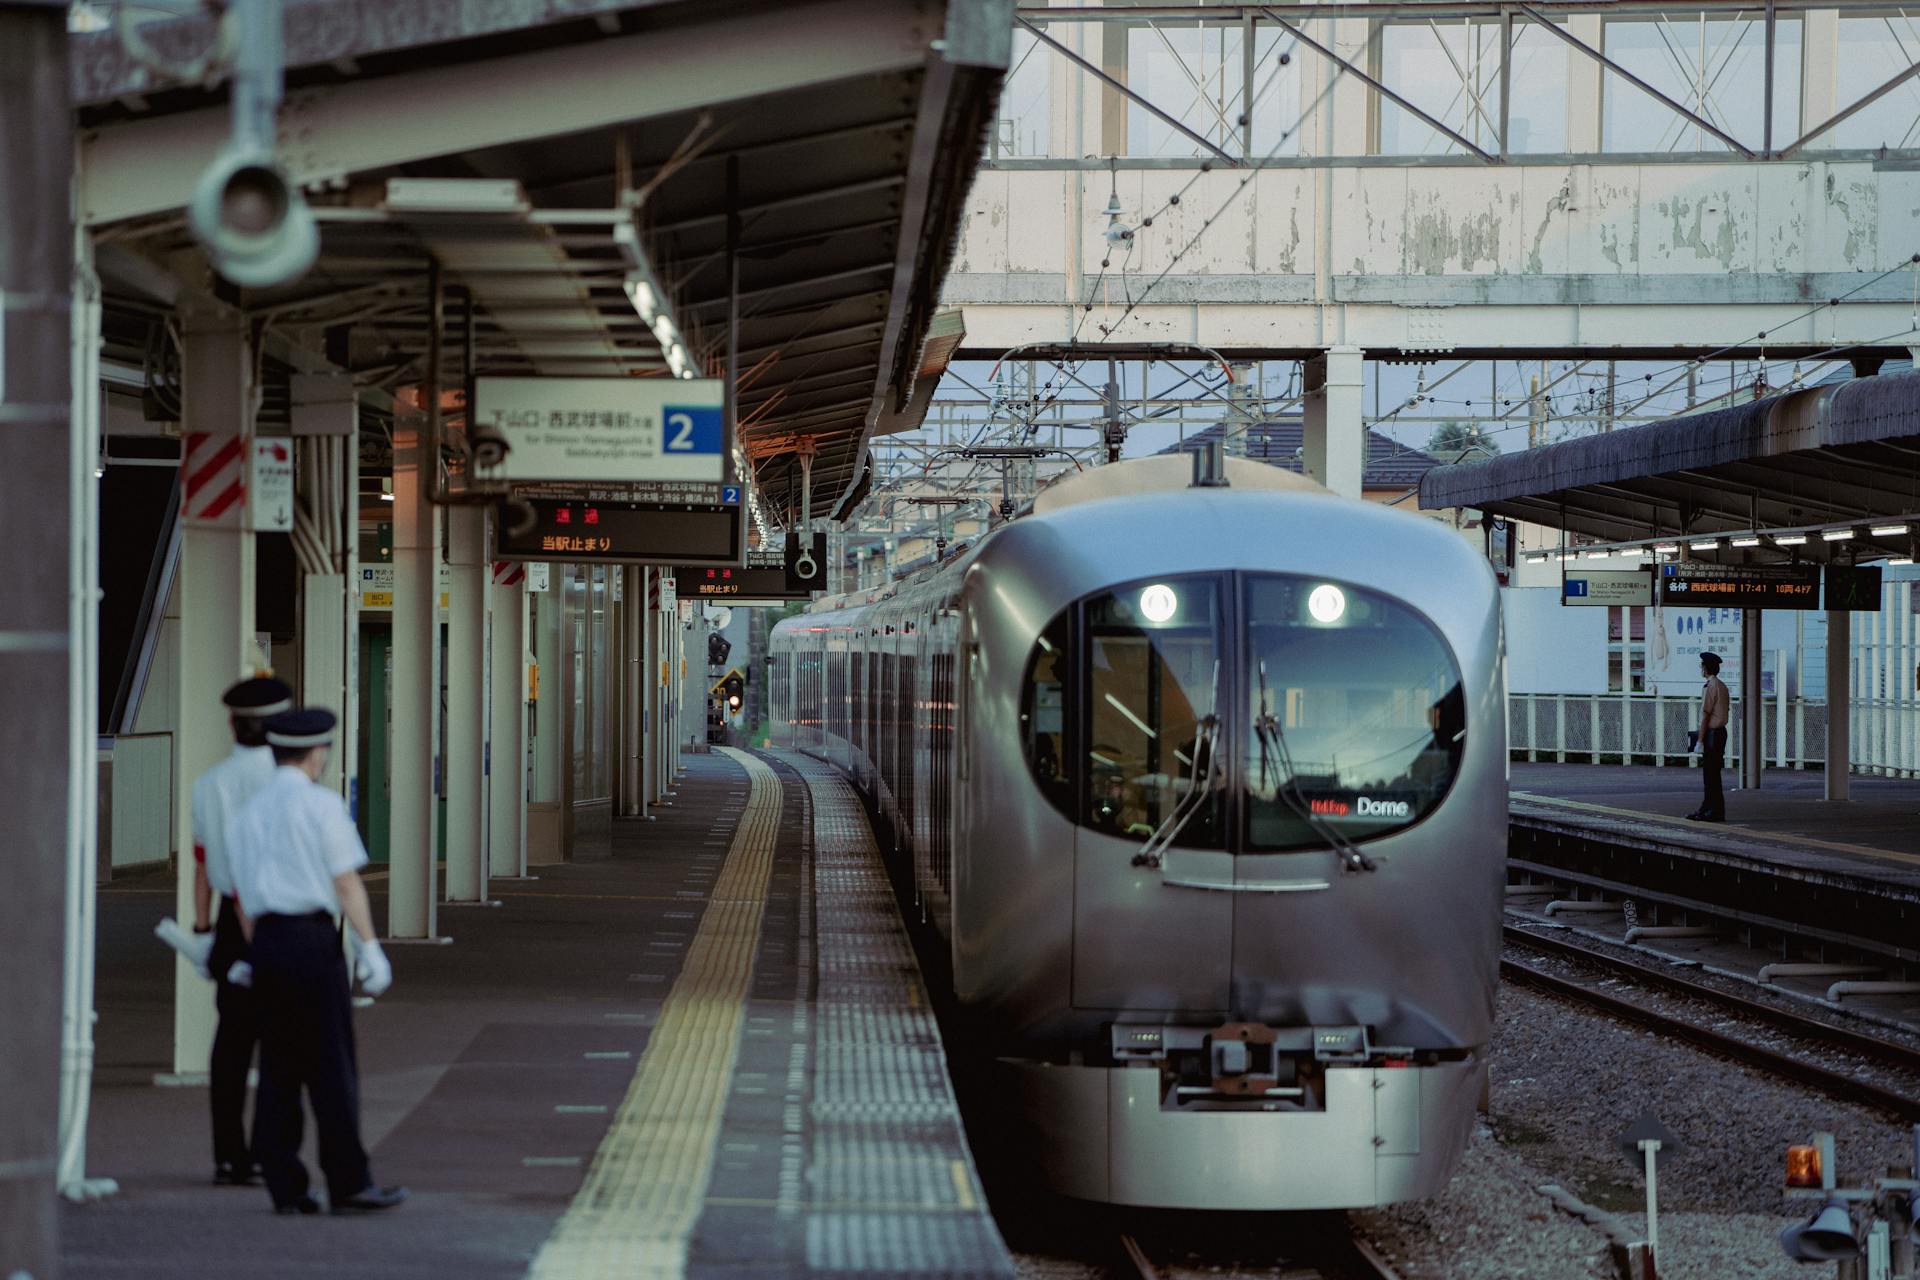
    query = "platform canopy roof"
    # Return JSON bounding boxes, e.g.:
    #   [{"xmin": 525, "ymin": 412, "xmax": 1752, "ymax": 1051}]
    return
[
  {"xmin": 74, "ymin": 0, "xmax": 1008, "ymax": 527},
  {"xmin": 1418, "ymin": 371, "xmax": 1920, "ymax": 564}
]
